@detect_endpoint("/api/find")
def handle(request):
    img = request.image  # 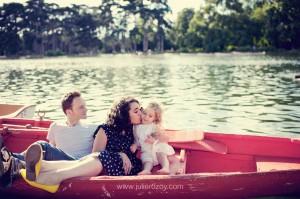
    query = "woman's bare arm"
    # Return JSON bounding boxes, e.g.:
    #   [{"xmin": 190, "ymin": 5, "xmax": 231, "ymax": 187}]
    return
[{"xmin": 92, "ymin": 128, "xmax": 108, "ymax": 152}]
